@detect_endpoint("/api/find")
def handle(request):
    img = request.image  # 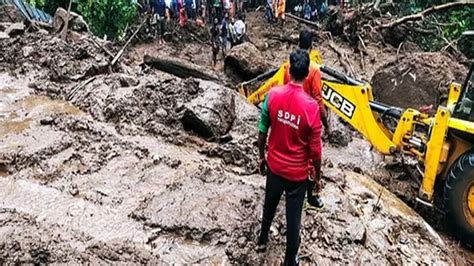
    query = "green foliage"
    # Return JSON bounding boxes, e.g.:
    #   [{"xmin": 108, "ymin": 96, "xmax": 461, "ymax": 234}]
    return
[
  {"xmin": 77, "ymin": 0, "xmax": 137, "ymax": 40},
  {"xmin": 26, "ymin": 0, "xmax": 45, "ymax": 7},
  {"xmin": 416, "ymin": 7, "xmax": 474, "ymax": 58},
  {"xmin": 26, "ymin": 0, "xmax": 70, "ymax": 15}
]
